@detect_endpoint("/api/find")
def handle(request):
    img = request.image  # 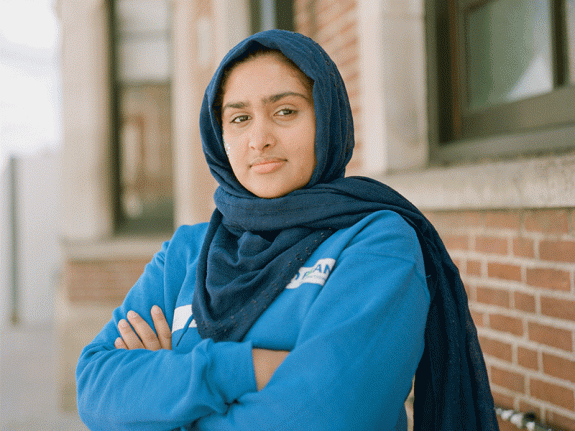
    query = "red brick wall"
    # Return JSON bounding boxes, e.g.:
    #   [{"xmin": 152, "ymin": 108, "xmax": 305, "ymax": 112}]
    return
[
  {"xmin": 427, "ymin": 209, "xmax": 575, "ymax": 431},
  {"xmin": 294, "ymin": 0, "xmax": 362, "ymax": 173},
  {"xmin": 66, "ymin": 259, "xmax": 149, "ymax": 304}
]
